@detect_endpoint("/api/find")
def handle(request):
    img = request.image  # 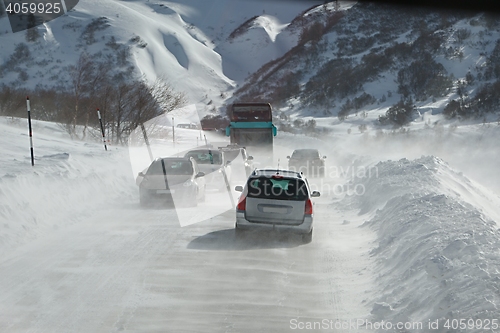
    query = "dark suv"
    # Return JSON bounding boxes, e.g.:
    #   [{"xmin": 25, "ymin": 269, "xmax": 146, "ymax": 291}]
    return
[
  {"xmin": 234, "ymin": 169, "xmax": 320, "ymax": 243},
  {"xmin": 287, "ymin": 149, "xmax": 326, "ymax": 178}
]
